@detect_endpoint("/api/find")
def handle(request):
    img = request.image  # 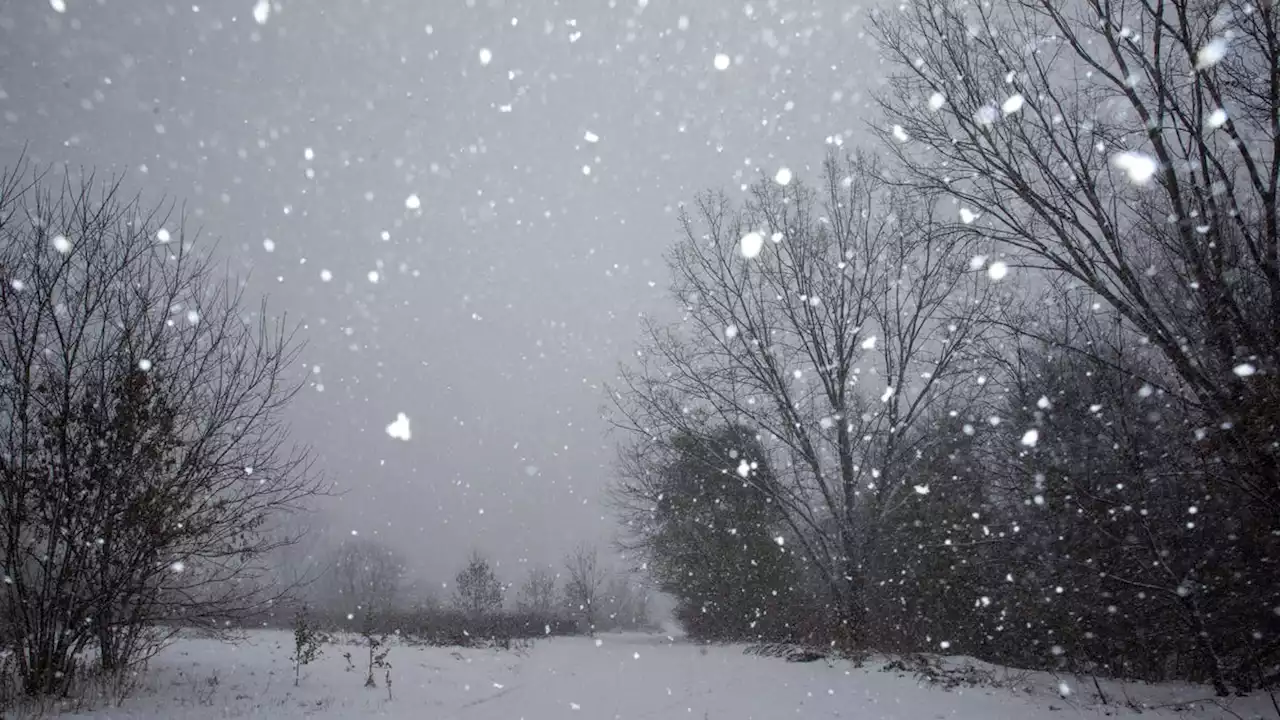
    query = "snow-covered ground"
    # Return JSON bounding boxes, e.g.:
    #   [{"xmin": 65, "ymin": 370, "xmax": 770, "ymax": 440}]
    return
[{"xmin": 33, "ymin": 630, "xmax": 1273, "ymax": 719}]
